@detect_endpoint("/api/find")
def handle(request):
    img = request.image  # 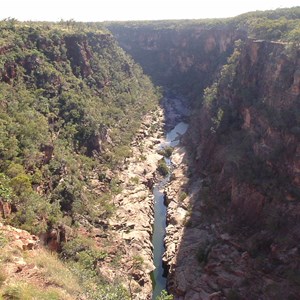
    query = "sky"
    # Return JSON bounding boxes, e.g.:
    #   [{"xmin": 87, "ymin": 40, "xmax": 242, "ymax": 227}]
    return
[{"xmin": 1, "ymin": 0, "xmax": 299, "ymax": 22}]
